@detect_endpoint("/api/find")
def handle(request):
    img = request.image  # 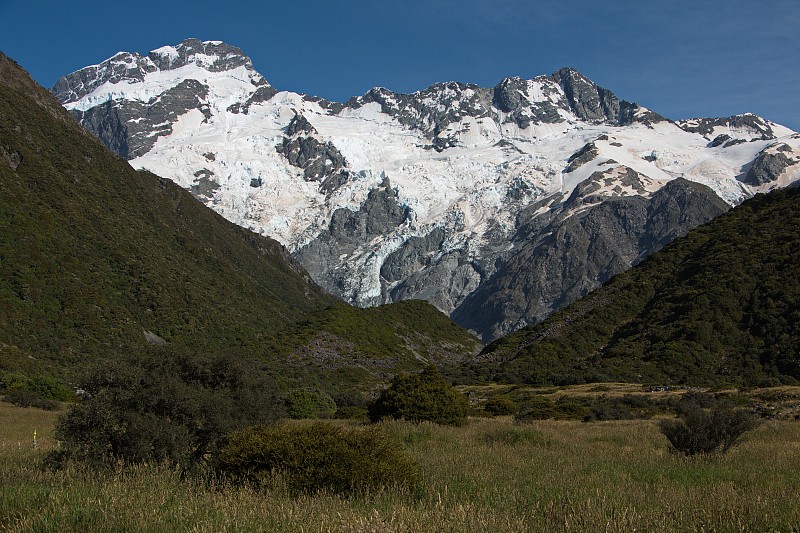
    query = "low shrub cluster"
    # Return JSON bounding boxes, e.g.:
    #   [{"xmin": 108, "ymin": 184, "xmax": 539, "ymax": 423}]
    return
[
  {"xmin": 215, "ymin": 422, "xmax": 419, "ymax": 495},
  {"xmin": 2, "ymin": 388, "xmax": 60, "ymax": 410},
  {"xmin": 482, "ymin": 396, "xmax": 518, "ymax": 416},
  {"xmin": 0, "ymin": 371, "xmax": 73, "ymax": 402},
  {"xmin": 513, "ymin": 394, "xmax": 669, "ymax": 422},
  {"xmin": 514, "ymin": 396, "xmax": 590, "ymax": 422}
]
